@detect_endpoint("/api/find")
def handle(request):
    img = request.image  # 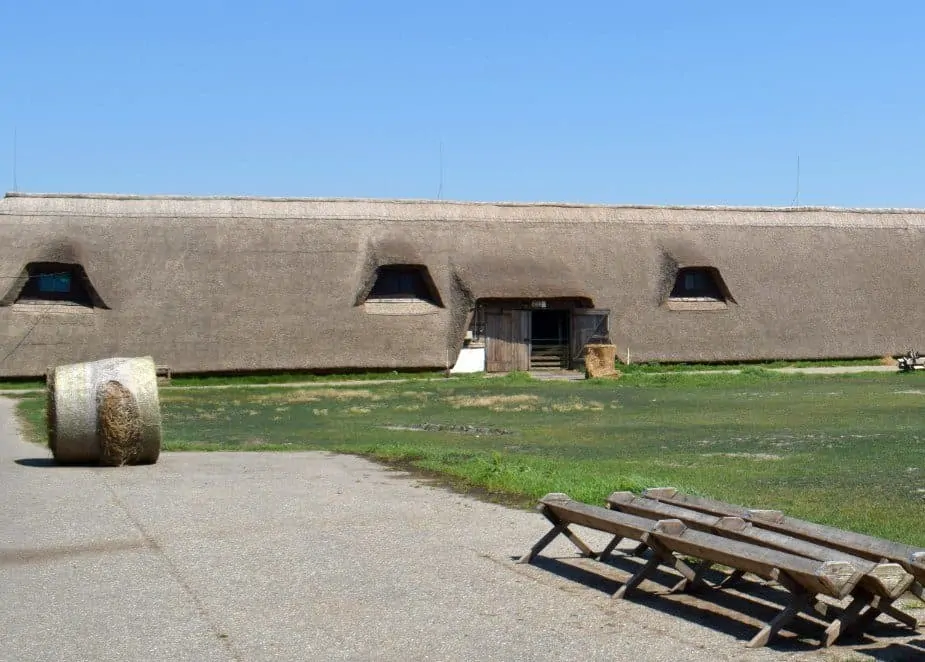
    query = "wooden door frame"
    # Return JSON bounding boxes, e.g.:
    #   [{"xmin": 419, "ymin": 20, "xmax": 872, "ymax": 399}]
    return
[
  {"xmin": 570, "ymin": 308, "xmax": 611, "ymax": 369},
  {"xmin": 477, "ymin": 298, "xmax": 598, "ymax": 373}
]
